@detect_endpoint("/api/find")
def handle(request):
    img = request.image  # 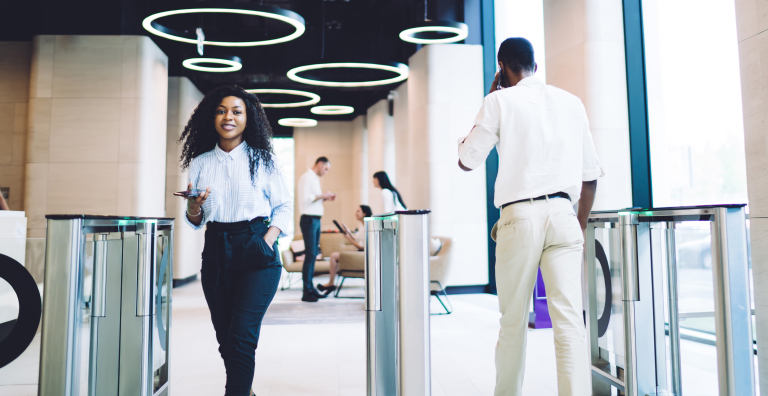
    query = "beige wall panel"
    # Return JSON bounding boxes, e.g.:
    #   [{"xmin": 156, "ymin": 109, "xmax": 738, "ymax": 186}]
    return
[
  {"xmin": 0, "ymin": 41, "xmax": 31, "ymax": 211},
  {"xmin": 25, "ymin": 35, "xmax": 168, "ymax": 235},
  {"xmin": 47, "ymin": 162, "xmax": 118, "ymax": 215},
  {"xmin": 0, "ymin": 42, "xmax": 31, "ymax": 103},
  {"xmin": 48, "ymin": 98, "xmax": 121, "ymax": 163},
  {"xmin": 366, "ymin": 99, "xmax": 391, "ymax": 213},
  {"xmin": 351, "ymin": 115, "xmax": 368, "ymax": 206},
  {"xmin": 29, "ymin": 36, "xmax": 54, "ymax": 99},
  {"xmin": 23, "ymin": 163, "xmax": 48, "ymax": 229},
  {"xmin": 293, "ymin": 121, "xmax": 357, "ymax": 232},
  {"xmin": 51, "ymin": 36, "xmax": 123, "ymax": 98},
  {"xmin": 742, "ymin": 33, "xmax": 768, "ymax": 218},
  {"xmin": 543, "ymin": 0, "xmax": 585, "ymax": 59},
  {"xmin": 26, "ymin": 98, "xmax": 51, "ymax": 163}
]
